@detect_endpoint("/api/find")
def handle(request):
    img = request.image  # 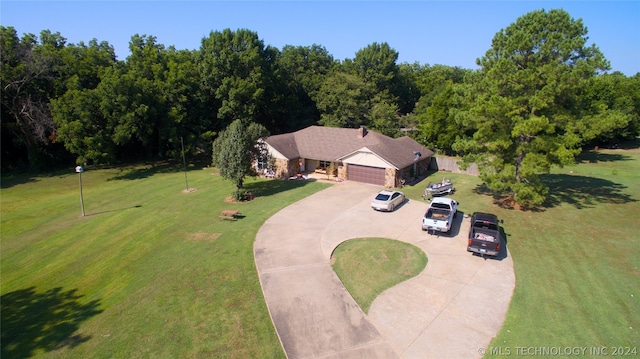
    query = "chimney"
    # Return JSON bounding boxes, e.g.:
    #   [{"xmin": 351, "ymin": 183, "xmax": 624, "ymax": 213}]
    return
[{"xmin": 358, "ymin": 126, "xmax": 367, "ymax": 139}]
